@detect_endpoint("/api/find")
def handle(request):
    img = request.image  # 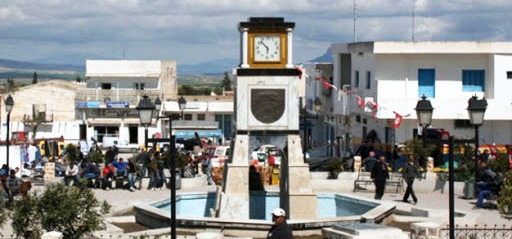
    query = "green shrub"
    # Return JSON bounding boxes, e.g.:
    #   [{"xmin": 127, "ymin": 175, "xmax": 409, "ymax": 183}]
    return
[
  {"xmin": 498, "ymin": 171, "xmax": 512, "ymax": 220},
  {"xmin": 10, "ymin": 183, "xmax": 110, "ymax": 239}
]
